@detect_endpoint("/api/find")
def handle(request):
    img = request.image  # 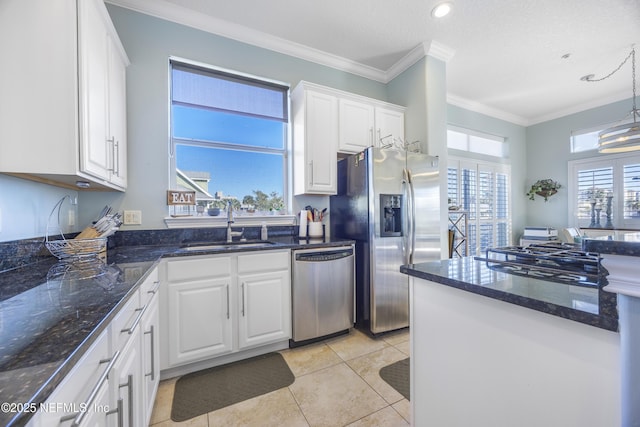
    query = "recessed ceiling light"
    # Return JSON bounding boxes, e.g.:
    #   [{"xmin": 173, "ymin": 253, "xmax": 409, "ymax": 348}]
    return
[{"xmin": 431, "ymin": 2, "xmax": 453, "ymax": 18}]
